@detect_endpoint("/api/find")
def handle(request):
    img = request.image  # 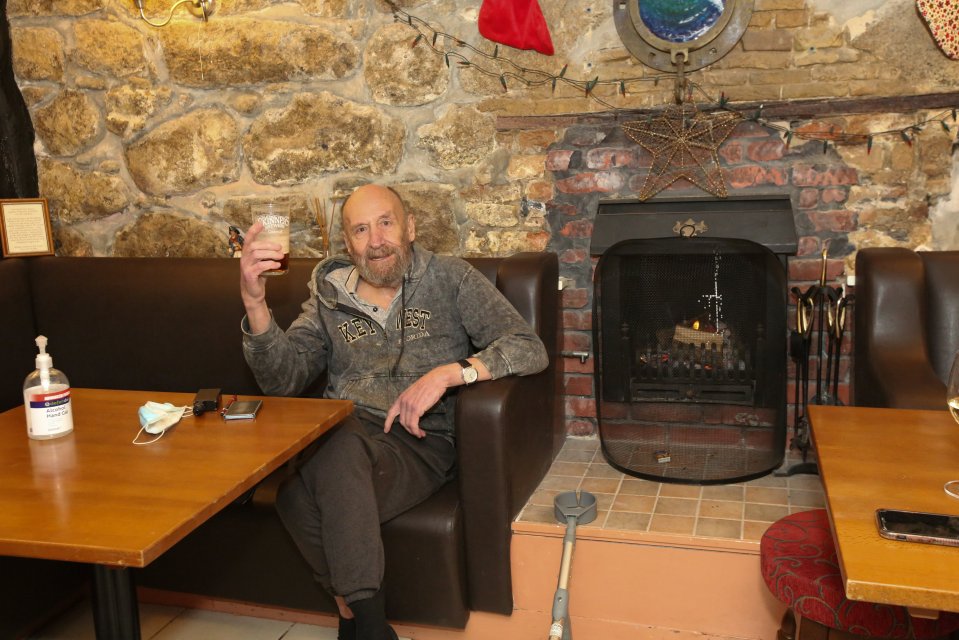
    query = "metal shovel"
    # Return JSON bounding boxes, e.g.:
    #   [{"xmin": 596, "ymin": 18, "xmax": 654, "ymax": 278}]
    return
[{"xmin": 548, "ymin": 490, "xmax": 597, "ymax": 640}]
